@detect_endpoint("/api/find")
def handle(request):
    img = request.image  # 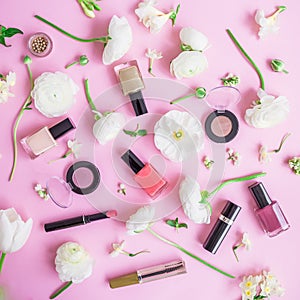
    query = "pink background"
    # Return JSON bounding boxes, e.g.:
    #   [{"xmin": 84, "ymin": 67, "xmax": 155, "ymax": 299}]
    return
[{"xmin": 0, "ymin": 0, "xmax": 299, "ymax": 299}]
